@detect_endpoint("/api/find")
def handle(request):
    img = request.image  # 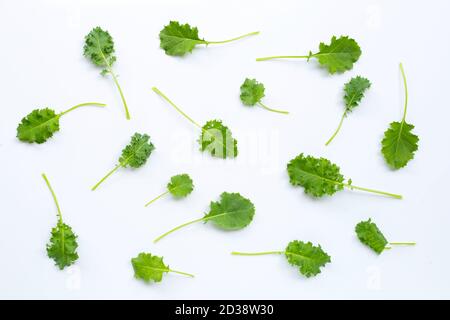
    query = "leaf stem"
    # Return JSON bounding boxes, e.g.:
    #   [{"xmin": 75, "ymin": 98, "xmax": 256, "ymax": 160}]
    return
[
  {"xmin": 399, "ymin": 62, "xmax": 408, "ymax": 122},
  {"xmin": 168, "ymin": 269, "xmax": 195, "ymax": 278},
  {"xmin": 205, "ymin": 31, "xmax": 259, "ymax": 45},
  {"xmin": 152, "ymin": 87, "xmax": 202, "ymax": 129},
  {"xmin": 389, "ymin": 242, "xmax": 416, "ymax": 246},
  {"xmin": 42, "ymin": 173, "xmax": 63, "ymax": 223},
  {"xmin": 325, "ymin": 111, "xmax": 347, "ymax": 146},
  {"xmin": 59, "ymin": 102, "xmax": 107, "ymax": 116},
  {"xmin": 91, "ymin": 164, "xmax": 121, "ymax": 191},
  {"xmin": 144, "ymin": 190, "xmax": 170, "ymax": 207},
  {"xmin": 231, "ymin": 251, "xmax": 284, "ymax": 256},
  {"xmin": 342, "ymin": 182, "xmax": 402, "ymax": 199},
  {"xmin": 256, "ymin": 55, "xmax": 311, "ymax": 61},
  {"xmin": 257, "ymin": 102, "xmax": 289, "ymax": 115},
  {"xmin": 109, "ymin": 68, "xmax": 130, "ymax": 120},
  {"xmin": 153, "ymin": 217, "xmax": 206, "ymax": 243}
]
